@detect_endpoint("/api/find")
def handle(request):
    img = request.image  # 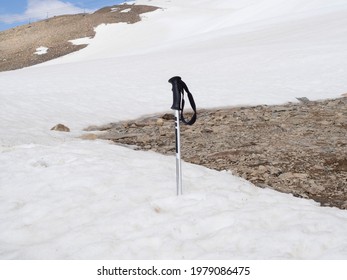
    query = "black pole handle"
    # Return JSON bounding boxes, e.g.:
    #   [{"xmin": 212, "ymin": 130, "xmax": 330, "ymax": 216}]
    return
[
  {"xmin": 168, "ymin": 76, "xmax": 197, "ymax": 125},
  {"xmin": 168, "ymin": 76, "xmax": 182, "ymax": 110}
]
